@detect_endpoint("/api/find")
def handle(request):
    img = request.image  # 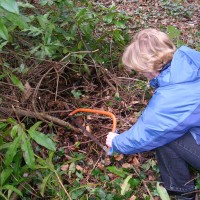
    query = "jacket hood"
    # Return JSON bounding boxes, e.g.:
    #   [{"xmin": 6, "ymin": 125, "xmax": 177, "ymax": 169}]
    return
[{"xmin": 150, "ymin": 46, "xmax": 200, "ymax": 88}]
